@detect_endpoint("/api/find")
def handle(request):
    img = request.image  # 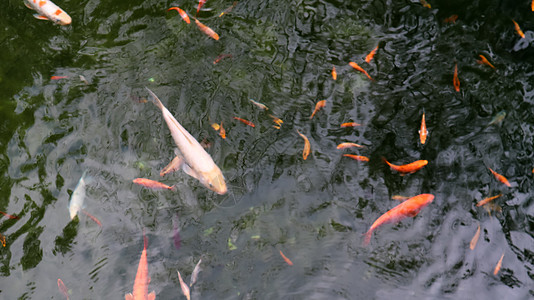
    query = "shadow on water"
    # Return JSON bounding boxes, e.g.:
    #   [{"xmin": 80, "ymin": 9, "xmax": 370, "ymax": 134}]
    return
[{"xmin": 0, "ymin": 0, "xmax": 533, "ymax": 298}]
